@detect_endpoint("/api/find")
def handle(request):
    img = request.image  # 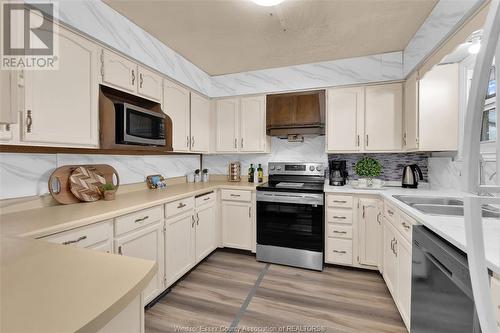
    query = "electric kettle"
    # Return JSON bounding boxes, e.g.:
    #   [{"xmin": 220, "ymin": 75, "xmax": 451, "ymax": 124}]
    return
[{"xmin": 402, "ymin": 164, "xmax": 423, "ymax": 188}]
